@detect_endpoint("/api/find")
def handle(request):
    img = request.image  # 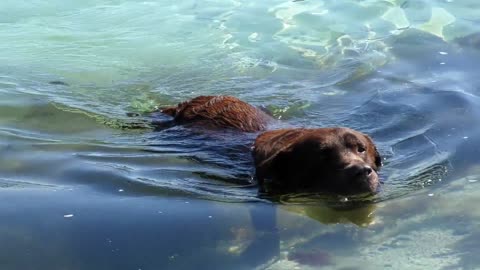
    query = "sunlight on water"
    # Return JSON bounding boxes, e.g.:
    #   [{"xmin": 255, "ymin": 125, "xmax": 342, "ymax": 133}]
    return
[{"xmin": 0, "ymin": 0, "xmax": 478, "ymax": 113}]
